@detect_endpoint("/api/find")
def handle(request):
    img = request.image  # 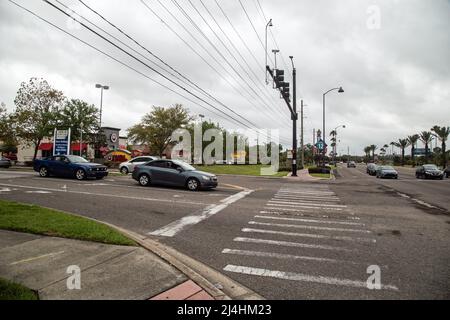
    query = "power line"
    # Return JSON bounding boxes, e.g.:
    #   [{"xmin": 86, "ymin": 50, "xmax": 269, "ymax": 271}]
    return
[
  {"xmin": 41, "ymin": 0, "xmax": 283, "ymax": 139},
  {"xmin": 183, "ymin": 0, "xmax": 289, "ymax": 121},
  {"xmin": 169, "ymin": 0, "xmax": 288, "ymax": 126},
  {"xmin": 140, "ymin": 0, "xmax": 291, "ymax": 135},
  {"xmin": 255, "ymin": 0, "xmax": 292, "ymax": 75},
  {"xmin": 75, "ymin": 0, "xmax": 277, "ymax": 133}
]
